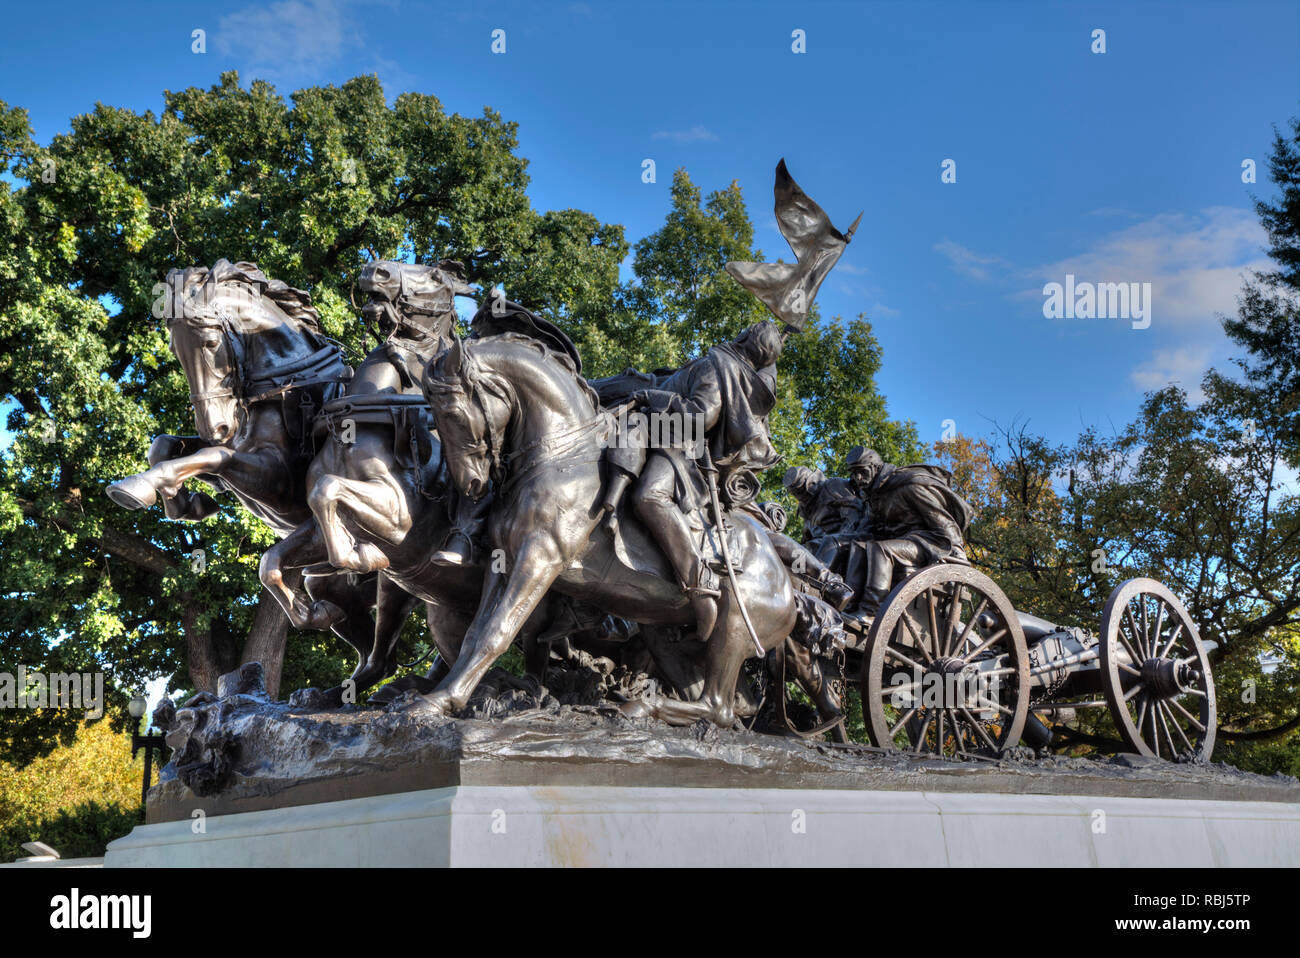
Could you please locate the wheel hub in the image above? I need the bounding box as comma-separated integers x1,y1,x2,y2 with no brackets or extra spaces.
1141,656,1197,699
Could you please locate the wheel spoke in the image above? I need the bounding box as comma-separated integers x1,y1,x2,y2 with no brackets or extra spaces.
948,711,968,755
885,646,926,673
1157,623,1184,661
952,596,987,659
1123,681,1145,702
888,707,918,739
1167,695,1206,733
912,710,934,752
1156,701,1177,758
881,680,921,700
1124,605,1149,658
899,614,934,665
974,696,1014,717
960,707,999,751
927,590,942,656
965,626,1009,661
944,584,964,656
1114,629,1143,668
1162,701,1194,752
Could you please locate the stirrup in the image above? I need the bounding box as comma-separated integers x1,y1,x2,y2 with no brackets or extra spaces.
430,530,476,567
684,566,721,598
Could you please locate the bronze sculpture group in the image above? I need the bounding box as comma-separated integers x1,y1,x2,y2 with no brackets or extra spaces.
108,162,1219,761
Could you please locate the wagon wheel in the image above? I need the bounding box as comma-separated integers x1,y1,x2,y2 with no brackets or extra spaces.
1100,578,1216,760
861,564,1029,757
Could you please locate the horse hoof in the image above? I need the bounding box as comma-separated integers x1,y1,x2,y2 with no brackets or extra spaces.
305,600,345,630
106,476,158,511
429,549,467,567
343,543,389,572
415,690,454,716
367,675,438,706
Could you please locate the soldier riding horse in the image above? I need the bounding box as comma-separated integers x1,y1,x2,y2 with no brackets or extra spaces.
421,312,801,727
105,261,415,694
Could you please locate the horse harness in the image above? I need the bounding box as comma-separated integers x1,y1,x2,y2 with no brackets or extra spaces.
186,313,352,460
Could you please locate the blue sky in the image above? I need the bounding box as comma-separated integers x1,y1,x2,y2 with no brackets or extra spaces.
2,0,1298,450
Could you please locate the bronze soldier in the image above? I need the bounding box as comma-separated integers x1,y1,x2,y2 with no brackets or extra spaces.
627,321,785,629
845,448,972,621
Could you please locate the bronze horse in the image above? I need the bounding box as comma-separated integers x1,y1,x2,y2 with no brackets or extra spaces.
257,263,562,707
106,260,415,694
421,331,800,727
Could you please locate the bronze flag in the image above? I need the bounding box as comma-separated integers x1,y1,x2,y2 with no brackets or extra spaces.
725,159,861,332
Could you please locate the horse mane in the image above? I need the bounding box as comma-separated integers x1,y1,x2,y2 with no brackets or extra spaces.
163,259,324,333
471,332,601,415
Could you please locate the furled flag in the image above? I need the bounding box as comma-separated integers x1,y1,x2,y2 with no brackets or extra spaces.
725,159,861,332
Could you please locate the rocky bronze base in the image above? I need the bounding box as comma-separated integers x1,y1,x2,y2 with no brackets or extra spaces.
145,663,1300,824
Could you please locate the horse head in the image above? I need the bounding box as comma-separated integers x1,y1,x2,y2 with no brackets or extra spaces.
162,259,332,444
422,335,511,501
355,260,472,393
359,259,471,344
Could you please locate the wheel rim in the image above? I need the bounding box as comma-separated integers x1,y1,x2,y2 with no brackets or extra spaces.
1100,578,1216,760
861,565,1029,757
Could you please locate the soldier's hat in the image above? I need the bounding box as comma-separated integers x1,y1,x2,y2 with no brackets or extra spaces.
845,446,883,471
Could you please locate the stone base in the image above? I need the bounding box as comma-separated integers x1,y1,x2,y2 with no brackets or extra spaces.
105,784,1300,867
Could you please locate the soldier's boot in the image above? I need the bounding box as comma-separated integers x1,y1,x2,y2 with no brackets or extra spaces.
819,571,854,612
786,543,853,611
431,528,477,567
850,586,886,626
684,563,721,643
432,484,490,566
599,471,634,535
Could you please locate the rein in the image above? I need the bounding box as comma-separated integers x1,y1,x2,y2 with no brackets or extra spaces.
497,414,609,500
186,319,349,407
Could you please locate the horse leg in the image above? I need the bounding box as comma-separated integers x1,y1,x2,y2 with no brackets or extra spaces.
309,474,406,573
784,639,847,739
260,519,346,630
108,443,236,511
317,571,418,699
145,436,221,519
423,533,567,713
369,599,473,704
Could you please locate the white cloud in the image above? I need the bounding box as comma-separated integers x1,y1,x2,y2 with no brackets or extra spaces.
651,125,720,144
1032,207,1268,330
216,0,355,82
1129,345,1214,399
934,240,1013,282
835,262,871,276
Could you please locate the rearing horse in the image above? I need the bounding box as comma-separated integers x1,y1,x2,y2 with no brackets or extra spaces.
105,260,412,691
422,331,798,727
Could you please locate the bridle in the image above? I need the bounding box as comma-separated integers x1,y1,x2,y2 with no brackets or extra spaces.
425,357,511,488
426,339,607,498
172,308,347,409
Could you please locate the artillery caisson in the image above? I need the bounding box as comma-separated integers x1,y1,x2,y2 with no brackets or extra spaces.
856,566,1217,761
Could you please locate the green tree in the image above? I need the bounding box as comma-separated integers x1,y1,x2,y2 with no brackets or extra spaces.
0,73,623,762
1223,114,1300,462
599,168,922,491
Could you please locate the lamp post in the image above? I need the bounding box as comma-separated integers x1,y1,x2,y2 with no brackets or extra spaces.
128,695,168,809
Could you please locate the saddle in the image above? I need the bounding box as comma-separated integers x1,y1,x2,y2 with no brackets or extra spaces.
599,492,748,584
316,393,436,471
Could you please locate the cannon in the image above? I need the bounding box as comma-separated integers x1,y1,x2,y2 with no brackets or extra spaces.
854,565,1217,760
